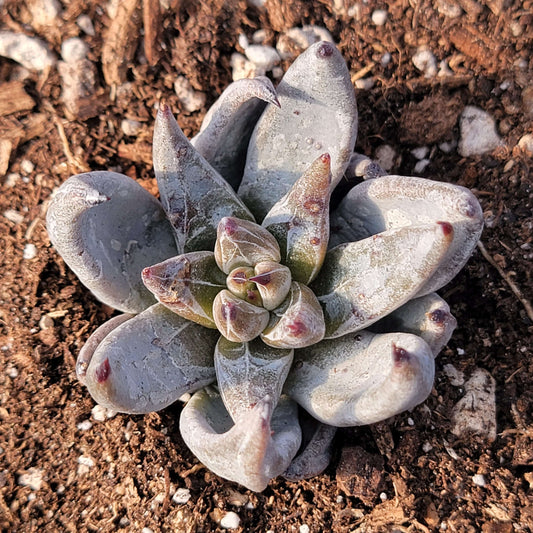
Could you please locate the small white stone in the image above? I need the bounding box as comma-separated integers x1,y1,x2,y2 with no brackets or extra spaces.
61,37,89,63
379,492,388,501
510,21,523,37
141,528,154,533
457,347,465,355
238,33,249,50
91,404,116,421
78,455,95,468
220,511,241,530
18,468,44,490
6,366,18,378
121,119,142,137
174,76,206,113
407,417,415,426
438,60,453,77
231,52,265,80
77,14,95,36
518,133,533,155
458,106,504,157
436,0,463,18
412,47,438,77
414,158,430,173
30,0,62,27
374,144,397,172
0,31,56,71
5,173,20,187
252,29,267,44
23,243,37,260
439,140,456,153
499,80,511,91
3,209,24,224
371,9,388,26
272,66,284,79
472,474,486,487
411,146,429,160
299,525,310,533
381,52,392,66
20,159,35,174
422,441,433,453
276,26,334,60
354,77,375,90
244,44,280,70
77,420,93,431
336,495,344,503
172,487,191,504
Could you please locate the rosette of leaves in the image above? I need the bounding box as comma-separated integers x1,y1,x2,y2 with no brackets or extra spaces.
46,42,483,492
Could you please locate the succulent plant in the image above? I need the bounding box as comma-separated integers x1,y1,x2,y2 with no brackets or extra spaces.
46,41,483,492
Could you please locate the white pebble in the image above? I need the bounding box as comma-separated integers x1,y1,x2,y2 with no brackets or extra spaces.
336,495,344,503
77,420,93,431
439,140,456,153
411,146,429,160
472,474,486,487
20,159,35,174
5,173,20,187
231,52,265,81
61,37,89,63
422,441,433,453
407,417,415,426
78,455,95,468
174,76,206,113
121,119,142,137
220,511,241,530
276,26,334,60
252,29,267,44
458,106,503,157
354,77,375,90
6,366,18,378
91,404,116,421
3,209,24,224
438,60,453,77
30,0,62,27
77,14,95,36
141,528,154,533
381,52,392,66
379,492,388,501
0,31,56,71
172,487,191,505
412,47,438,77
436,0,463,18
238,33,249,50
414,158,430,173
244,44,280,70
300,525,310,533
374,144,397,172
371,9,388,26
517,133,533,155
18,468,43,490
23,243,37,260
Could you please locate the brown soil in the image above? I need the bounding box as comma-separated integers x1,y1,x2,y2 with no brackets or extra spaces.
1,1,532,532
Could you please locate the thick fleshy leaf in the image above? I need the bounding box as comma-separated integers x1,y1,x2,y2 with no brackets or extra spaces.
214,216,281,274
191,76,280,189
215,337,293,422
312,223,454,338
261,282,325,349
262,153,331,284
82,304,218,414
250,261,292,310
285,331,435,427
212,290,270,342
180,389,302,492
46,171,178,313
283,412,336,482
153,104,254,253
238,41,358,220
370,292,457,357
329,175,483,294
142,251,226,328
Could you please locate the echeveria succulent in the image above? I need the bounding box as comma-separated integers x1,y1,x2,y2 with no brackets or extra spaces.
46,42,483,492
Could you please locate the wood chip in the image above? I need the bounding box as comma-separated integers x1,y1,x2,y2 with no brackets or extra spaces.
0,139,13,176
0,81,35,117
143,0,161,66
102,0,142,86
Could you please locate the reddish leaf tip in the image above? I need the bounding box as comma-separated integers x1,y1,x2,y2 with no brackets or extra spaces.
316,42,334,58
95,358,111,383
437,221,453,237
393,344,410,366
250,272,271,286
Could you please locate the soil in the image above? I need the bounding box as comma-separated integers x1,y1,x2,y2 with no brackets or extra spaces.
0,1,532,532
